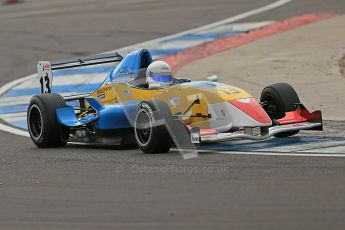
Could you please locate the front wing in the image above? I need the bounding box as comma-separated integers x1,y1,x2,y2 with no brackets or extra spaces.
190,103,322,144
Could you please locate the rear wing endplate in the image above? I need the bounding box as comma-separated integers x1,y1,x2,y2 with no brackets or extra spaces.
37,52,123,94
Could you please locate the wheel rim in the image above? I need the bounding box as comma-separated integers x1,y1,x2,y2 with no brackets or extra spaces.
28,105,43,140
135,109,153,147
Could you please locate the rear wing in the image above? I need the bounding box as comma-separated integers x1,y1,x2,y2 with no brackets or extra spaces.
37,52,123,94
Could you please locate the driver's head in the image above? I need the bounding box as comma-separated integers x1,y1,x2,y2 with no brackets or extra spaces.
146,61,172,86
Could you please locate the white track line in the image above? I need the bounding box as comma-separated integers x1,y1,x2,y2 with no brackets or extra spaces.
0,123,29,137
0,74,37,96
0,0,293,138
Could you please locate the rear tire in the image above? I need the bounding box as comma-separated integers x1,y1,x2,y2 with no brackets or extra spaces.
134,101,172,153
260,83,300,138
27,93,70,147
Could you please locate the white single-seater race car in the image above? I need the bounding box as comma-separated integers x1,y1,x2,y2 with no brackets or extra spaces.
27,49,323,153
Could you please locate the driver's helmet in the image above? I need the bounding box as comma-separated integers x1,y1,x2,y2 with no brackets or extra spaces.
146,61,173,86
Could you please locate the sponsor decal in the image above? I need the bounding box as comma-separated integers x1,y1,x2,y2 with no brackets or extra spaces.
124,90,132,96
96,85,112,95
141,102,155,122
218,86,240,94
191,132,200,144
169,97,180,107
43,64,51,71
98,93,105,99
220,109,226,117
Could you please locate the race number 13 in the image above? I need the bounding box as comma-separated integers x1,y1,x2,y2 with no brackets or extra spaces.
39,74,51,93
37,61,52,94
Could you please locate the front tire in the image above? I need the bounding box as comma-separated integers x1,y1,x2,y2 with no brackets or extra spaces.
27,93,70,147
260,83,300,138
134,101,172,153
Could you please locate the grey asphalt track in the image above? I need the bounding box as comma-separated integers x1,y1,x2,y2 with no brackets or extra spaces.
1,0,345,229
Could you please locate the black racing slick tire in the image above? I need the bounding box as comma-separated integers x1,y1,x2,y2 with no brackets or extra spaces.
27,93,70,147
260,83,300,138
134,101,173,153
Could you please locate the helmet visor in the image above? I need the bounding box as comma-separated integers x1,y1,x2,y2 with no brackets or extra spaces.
149,72,172,83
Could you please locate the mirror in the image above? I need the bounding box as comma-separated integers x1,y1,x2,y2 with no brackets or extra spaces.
207,75,218,82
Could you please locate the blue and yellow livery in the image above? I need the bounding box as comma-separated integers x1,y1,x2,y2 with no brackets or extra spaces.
27,49,323,153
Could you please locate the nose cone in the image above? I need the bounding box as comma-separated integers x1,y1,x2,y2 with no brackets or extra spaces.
228,98,272,124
